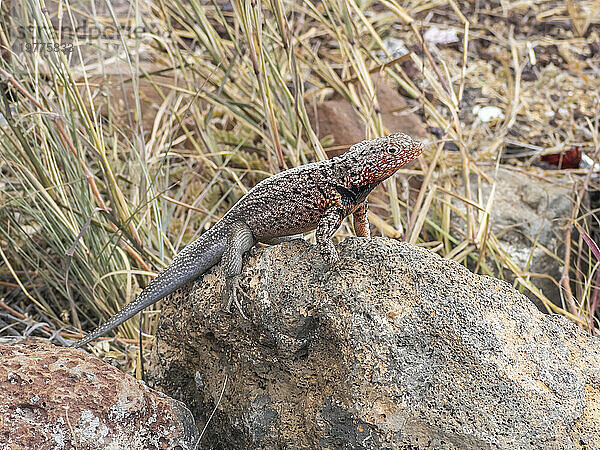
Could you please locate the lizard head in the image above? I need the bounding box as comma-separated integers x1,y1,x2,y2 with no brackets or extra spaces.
342,132,424,185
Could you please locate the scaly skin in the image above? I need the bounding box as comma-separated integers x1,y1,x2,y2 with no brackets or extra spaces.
72,133,424,348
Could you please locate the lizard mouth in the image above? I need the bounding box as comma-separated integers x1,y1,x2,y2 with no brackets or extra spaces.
412,140,425,157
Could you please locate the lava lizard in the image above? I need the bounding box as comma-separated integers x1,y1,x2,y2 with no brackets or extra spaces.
72,133,424,348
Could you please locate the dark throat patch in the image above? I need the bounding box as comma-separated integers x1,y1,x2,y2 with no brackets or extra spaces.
334,182,380,207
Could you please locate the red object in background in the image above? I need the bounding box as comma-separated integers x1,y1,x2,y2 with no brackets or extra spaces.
541,146,582,169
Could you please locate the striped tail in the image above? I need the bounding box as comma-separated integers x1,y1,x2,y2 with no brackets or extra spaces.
72,229,227,348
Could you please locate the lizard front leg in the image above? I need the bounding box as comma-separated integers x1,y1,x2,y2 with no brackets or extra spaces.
352,201,370,238
316,207,344,265
221,221,255,317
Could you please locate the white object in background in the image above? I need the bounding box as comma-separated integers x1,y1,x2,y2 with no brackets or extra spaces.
424,26,459,45
581,153,600,172
473,105,504,123
378,37,409,61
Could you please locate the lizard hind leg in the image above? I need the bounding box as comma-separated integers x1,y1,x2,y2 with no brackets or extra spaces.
221,221,255,318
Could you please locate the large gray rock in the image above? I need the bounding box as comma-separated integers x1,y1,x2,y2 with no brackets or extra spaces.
0,338,199,449
150,238,600,449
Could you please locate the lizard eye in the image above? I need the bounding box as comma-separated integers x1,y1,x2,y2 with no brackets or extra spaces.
387,144,399,154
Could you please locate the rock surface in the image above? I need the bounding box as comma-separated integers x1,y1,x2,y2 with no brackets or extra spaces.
149,238,600,449
0,338,199,449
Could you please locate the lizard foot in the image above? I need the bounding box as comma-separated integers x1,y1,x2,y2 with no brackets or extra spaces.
223,275,249,320
319,245,340,267
324,253,340,267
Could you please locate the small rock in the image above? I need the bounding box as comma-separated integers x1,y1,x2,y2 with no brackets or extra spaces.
0,338,199,449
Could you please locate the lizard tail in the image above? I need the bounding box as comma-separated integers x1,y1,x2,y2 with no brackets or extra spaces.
72,228,227,348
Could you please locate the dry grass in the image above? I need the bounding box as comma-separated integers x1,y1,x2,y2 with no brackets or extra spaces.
0,0,599,367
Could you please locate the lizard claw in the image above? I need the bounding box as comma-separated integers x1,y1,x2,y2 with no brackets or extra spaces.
324,252,340,267
321,248,340,267
318,240,340,267
223,275,249,320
